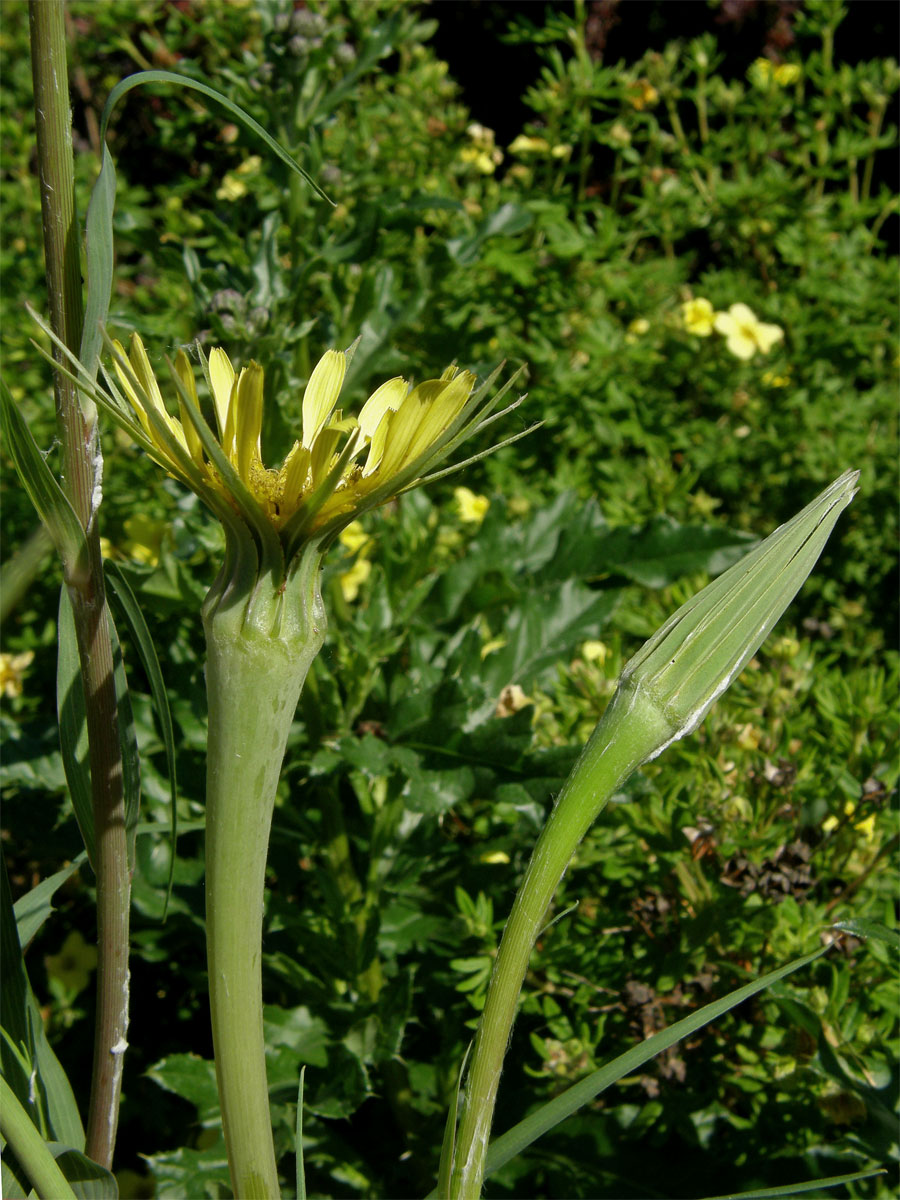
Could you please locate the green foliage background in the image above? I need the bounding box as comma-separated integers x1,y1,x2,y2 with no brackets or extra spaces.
1,1,897,1197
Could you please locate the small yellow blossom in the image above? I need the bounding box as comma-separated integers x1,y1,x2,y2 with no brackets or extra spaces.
339,557,371,603
217,174,248,202
626,317,651,338
480,850,511,864
338,521,372,556
460,146,500,174
509,134,550,156
714,303,784,360
0,650,35,698
122,514,166,565
747,58,775,88
455,486,490,525
681,297,716,337
45,930,98,995
775,63,801,86
627,79,659,110
854,813,876,841
581,640,608,666
607,122,632,148
495,683,531,717
550,143,572,159
762,367,791,388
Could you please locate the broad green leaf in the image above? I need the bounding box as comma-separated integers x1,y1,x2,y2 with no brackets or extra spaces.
146,1054,220,1126
105,561,178,913
0,379,88,582
46,1145,117,1200
13,854,88,948
483,945,830,1180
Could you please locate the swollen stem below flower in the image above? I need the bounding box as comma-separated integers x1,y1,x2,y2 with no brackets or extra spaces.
204,549,325,1200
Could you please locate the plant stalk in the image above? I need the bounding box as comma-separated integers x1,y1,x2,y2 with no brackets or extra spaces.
448,687,671,1199
29,0,130,1168
204,548,326,1200
0,1078,78,1200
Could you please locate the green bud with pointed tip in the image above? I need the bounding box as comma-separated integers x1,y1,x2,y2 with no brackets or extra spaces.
614,468,859,765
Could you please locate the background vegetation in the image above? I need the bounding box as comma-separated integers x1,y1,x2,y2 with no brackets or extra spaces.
2,1,897,1197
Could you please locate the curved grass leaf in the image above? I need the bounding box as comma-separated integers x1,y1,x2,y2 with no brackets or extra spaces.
700,1168,886,1200
483,944,830,1181
105,560,177,913
80,69,333,389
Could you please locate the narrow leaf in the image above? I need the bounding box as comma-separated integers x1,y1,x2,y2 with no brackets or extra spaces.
296,1066,307,1200
57,587,94,866
484,945,830,1179
437,1043,472,1200
99,70,332,203
832,918,900,949
105,561,178,914
0,380,88,582
701,1168,886,1200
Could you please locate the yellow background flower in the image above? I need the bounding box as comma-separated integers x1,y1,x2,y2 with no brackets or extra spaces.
714,303,784,360
45,930,98,995
681,297,716,337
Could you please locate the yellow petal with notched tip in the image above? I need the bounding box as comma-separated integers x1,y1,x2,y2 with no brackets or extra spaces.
234,362,264,483
396,369,480,472
357,377,408,439
208,348,236,443
302,350,346,450
174,350,205,467
375,380,448,481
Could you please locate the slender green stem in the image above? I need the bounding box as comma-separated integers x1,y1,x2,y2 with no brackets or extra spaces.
204,547,325,1200
0,1078,78,1200
29,0,129,1168
448,687,670,1200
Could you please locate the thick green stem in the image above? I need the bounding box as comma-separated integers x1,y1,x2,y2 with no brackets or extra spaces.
29,0,129,1168
204,548,325,1200
448,685,672,1200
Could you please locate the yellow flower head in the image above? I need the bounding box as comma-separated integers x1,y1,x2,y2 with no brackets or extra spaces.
454,486,490,525
0,650,35,698
45,930,98,995
775,63,801,86
339,557,372,603
714,303,784,360
509,134,551,156
102,333,529,562
681,297,716,337
747,58,775,89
